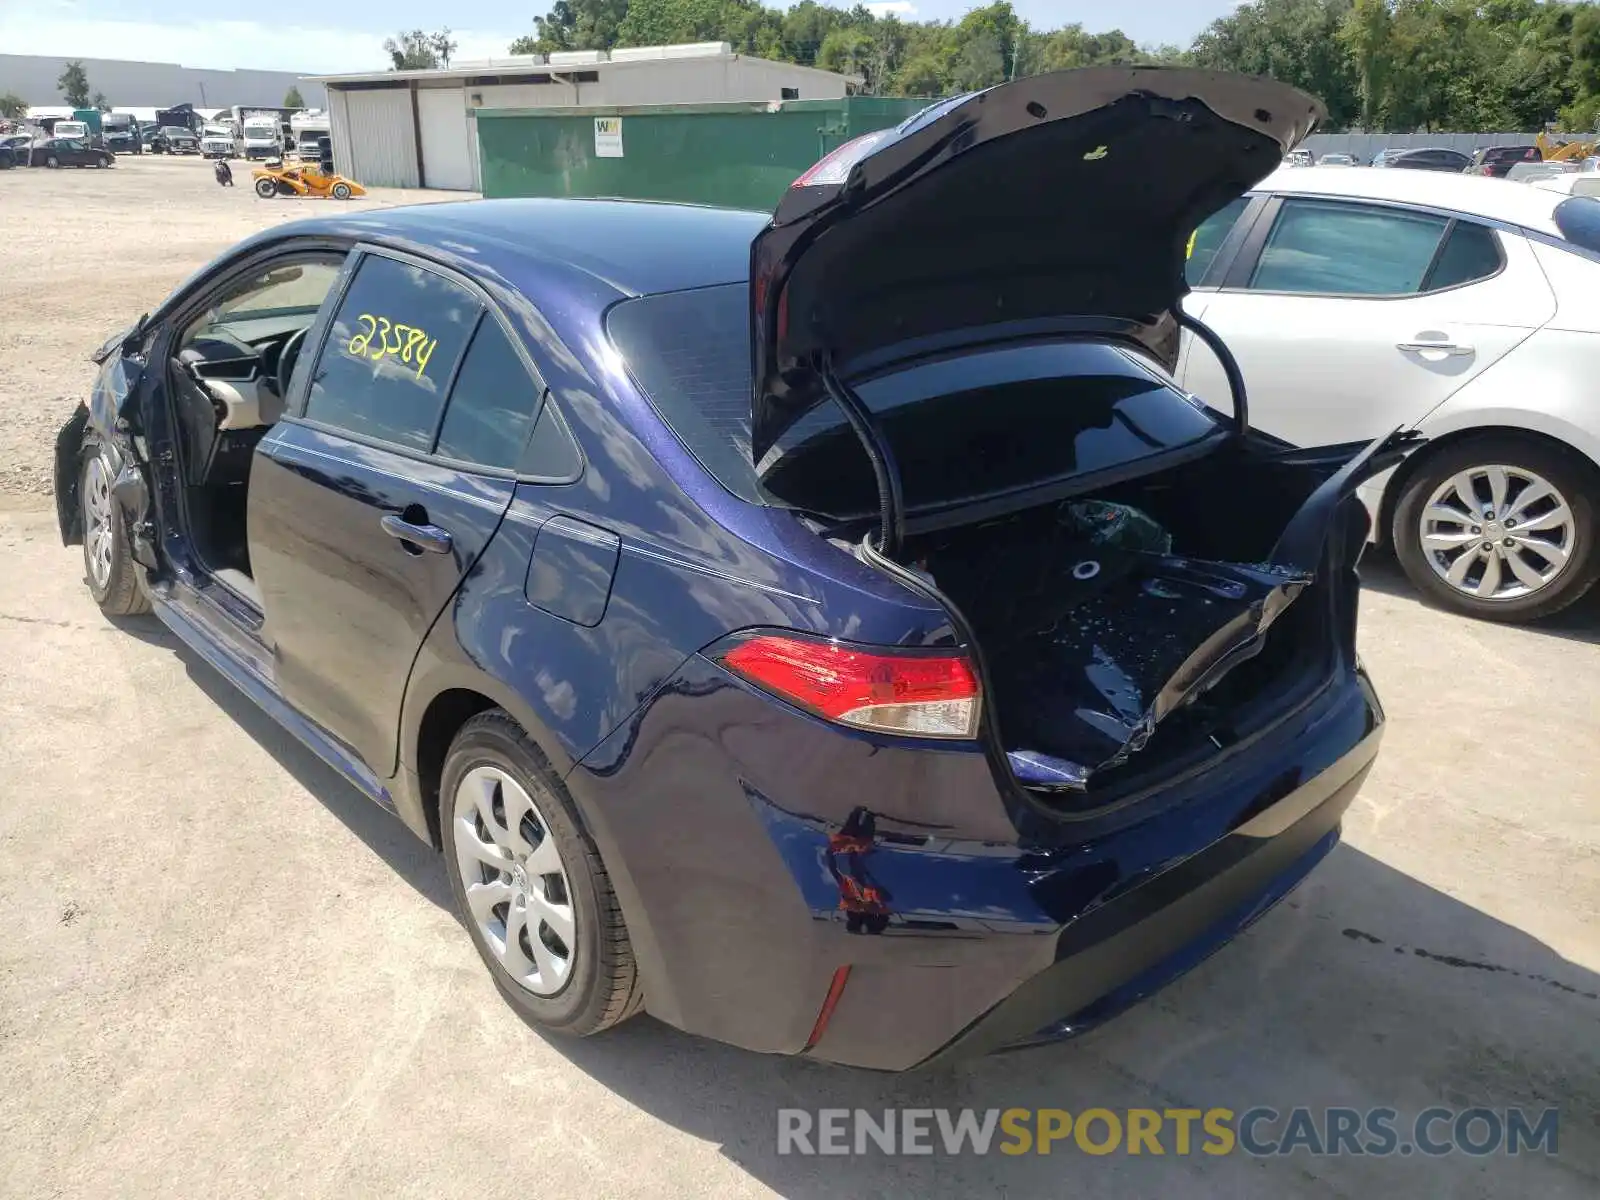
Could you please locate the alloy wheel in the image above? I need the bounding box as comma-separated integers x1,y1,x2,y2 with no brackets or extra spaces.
83,454,114,589
1418,464,1574,601
450,765,576,996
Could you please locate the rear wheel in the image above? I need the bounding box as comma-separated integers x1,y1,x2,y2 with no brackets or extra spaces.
45,154,59,168
1392,436,1599,622
254,177,276,199
440,711,642,1035
331,181,352,200
80,443,150,617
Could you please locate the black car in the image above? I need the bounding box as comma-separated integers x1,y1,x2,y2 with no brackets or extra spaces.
35,138,115,169
1467,144,1543,177
1385,147,1473,173
152,126,199,155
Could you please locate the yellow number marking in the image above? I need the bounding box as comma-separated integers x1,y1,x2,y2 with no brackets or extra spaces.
414,337,436,380
347,313,376,355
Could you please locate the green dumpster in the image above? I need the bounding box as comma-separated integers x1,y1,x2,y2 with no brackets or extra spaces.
474,97,932,210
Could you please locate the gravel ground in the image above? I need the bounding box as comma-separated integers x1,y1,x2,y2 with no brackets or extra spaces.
0,153,449,501
0,157,1597,1199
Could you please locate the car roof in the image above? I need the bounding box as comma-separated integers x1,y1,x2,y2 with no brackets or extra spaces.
1259,166,1567,236
275,198,770,299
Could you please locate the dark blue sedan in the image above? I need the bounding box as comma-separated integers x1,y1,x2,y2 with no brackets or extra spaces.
53,69,1401,1069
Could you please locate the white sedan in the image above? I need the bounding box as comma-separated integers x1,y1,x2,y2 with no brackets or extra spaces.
1182,166,1600,622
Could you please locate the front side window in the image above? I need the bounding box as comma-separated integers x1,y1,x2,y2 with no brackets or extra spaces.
304,254,480,451
1250,201,1449,296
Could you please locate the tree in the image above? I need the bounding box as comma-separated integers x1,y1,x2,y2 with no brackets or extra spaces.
430,28,459,68
0,92,29,120
284,85,304,108
58,60,90,108
511,0,630,54
91,91,110,112
385,30,440,70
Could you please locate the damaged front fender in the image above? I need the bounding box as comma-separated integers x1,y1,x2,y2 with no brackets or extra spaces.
53,338,151,549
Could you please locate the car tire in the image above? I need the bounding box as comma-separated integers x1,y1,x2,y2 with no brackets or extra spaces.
1392,435,1599,622
45,155,59,168
80,440,151,618
440,710,643,1036
254,177,276,199
331,182,352,200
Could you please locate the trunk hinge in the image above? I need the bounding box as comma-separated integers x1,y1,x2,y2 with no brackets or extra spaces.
818,356,906,558
1176,309,1249,436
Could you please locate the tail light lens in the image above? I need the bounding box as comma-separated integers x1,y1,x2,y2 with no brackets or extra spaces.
715,632,981,739
792,130,893,188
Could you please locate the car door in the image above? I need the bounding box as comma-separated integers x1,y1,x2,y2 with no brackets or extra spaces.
1181,195,1556,449
247,248,544,778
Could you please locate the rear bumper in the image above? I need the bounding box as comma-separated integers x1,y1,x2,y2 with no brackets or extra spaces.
570,654,1384,1071
917,738,1371,1066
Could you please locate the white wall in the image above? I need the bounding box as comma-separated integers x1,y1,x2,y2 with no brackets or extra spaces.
417,86,474,191
0,54,323,109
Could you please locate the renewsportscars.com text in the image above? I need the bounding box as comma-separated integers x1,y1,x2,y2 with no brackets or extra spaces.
776,1106,1560,1157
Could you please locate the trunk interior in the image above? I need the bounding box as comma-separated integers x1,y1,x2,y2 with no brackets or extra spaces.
901,440,1366,809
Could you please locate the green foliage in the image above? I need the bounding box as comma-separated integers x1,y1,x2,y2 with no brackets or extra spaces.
91,92,110,112
284,86,305,108
57,61,89,108
0,92,28,120
385,30,441,70
504,0,1600,129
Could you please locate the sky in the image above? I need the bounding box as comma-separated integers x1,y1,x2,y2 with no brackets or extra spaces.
0,1,1238,76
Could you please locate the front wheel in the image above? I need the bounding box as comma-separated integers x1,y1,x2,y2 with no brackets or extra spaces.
45,155,59,168
1392,436,1599,622
331,181,352,200
441,711,642,1036
254,177,277,198
80,444,150,617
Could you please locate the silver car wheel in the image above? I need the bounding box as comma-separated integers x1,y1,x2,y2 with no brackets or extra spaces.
83,454,115,589
1419,464,1574,601
451,765,576,996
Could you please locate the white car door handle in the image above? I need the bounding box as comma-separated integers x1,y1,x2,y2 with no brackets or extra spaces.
1397,339,1473,356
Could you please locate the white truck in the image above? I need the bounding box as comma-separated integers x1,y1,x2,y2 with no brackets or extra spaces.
236,112,282,161
200,123,236,159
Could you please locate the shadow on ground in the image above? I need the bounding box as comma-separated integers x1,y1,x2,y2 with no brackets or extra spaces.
1359,544,1600,645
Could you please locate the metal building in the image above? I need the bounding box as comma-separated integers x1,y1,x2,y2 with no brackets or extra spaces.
307,43,853,192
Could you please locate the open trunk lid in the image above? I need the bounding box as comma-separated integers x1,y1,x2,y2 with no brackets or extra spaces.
749,67,1323,460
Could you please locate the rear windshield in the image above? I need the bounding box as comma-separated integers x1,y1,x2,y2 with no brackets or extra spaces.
606,283,1222,516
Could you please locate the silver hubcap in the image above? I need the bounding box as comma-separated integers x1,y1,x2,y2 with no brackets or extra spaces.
83,455,114,589
1419,464,1575,601
451,766,575,996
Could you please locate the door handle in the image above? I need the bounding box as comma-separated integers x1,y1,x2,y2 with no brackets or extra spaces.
1396,339,1473,356
380,513,453,555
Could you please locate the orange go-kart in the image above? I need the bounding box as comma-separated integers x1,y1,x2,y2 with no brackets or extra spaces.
252,160,367,200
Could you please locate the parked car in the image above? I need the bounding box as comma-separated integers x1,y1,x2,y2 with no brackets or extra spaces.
1284,148,1314,168
1317,152,1356,166
1530,172,1600,198
0,132,33,168
1383,147,1474,173
53,69,1400,1070
152,126,199,154
1368,148,1405,167
1507,160,1577,183
1183,165,1600,621
1467,144,1543,177
34,138,115,169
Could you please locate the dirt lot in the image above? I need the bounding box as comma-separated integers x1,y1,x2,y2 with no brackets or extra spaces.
1,154,1597,1199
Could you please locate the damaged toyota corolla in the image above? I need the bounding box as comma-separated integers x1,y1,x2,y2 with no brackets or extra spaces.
53,68,1409,1069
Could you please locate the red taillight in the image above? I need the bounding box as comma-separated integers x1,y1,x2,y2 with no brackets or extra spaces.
716,633,981,739
792,129,893,188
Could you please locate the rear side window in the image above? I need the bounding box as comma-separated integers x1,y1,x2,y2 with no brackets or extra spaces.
1250,201,1448,295
1186,197,1250,286
1425,223,1502,290
607,283,1221,515
305,255,479,450
433,318,541,469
